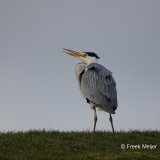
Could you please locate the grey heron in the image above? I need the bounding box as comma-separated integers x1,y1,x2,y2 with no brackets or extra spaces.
62,48,118,145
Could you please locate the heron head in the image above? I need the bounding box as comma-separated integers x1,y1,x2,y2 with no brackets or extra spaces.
62,48,100,64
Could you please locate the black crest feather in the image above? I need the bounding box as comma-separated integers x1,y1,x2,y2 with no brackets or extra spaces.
84,52,100,59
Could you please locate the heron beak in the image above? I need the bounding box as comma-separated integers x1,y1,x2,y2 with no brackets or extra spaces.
62,48,87,58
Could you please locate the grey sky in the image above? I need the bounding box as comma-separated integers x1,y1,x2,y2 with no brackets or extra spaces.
0,0,160,131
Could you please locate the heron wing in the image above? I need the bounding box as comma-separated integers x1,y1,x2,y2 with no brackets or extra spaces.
80,63,117,113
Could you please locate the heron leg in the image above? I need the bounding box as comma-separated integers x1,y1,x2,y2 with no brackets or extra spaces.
91,107,97,145
109,113,116,144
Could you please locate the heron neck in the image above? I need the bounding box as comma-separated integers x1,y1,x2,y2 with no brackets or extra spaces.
75,63,89,79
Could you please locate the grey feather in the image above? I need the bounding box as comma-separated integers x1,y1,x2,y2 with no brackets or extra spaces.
76,63,118,114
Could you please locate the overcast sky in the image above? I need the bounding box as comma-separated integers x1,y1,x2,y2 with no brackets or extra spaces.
0,0,160,132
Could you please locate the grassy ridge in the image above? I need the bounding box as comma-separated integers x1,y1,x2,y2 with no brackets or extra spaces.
0,129,160,160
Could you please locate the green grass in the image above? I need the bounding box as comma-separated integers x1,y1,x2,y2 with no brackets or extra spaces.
0,129,160,160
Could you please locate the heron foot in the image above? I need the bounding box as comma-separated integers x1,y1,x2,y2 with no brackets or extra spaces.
90,141,94,145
